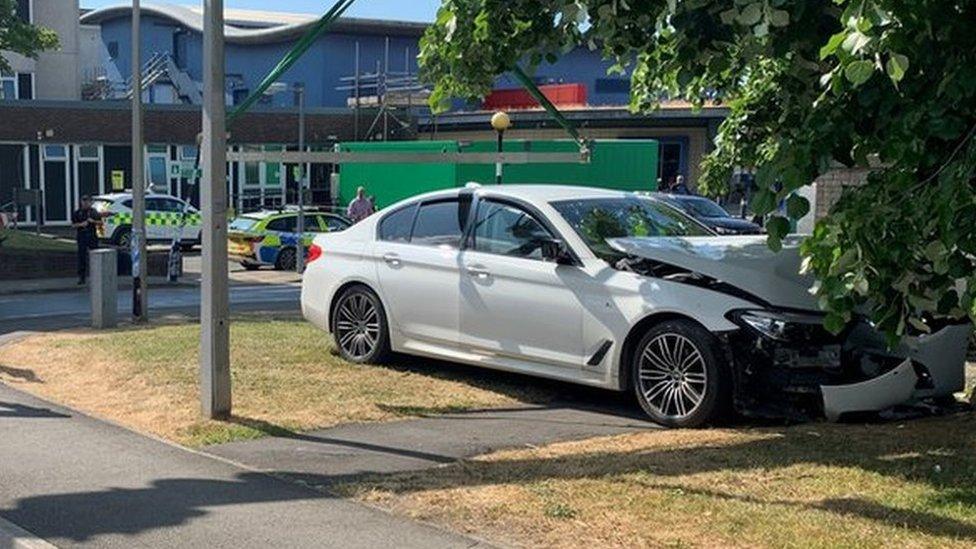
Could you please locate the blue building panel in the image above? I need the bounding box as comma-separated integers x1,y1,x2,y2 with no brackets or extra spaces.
85,5,631,111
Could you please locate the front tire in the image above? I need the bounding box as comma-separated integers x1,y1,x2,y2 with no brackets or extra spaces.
631,320,732,428
113,226,132,249
331,286,391,364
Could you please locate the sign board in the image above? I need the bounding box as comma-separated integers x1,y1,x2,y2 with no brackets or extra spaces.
111,170,125,190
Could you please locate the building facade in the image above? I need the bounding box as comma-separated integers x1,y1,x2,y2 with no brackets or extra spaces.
2,3,746,228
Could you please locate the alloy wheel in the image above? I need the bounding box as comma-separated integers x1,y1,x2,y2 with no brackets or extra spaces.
334,292,380,360
637,333,708,419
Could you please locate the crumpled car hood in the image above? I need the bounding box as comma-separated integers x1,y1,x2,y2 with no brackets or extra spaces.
607,235,818,310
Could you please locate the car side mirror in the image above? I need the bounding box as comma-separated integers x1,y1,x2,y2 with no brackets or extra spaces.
540,238,573,265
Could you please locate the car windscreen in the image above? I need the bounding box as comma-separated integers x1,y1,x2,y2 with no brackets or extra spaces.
229,217,259,232
551,197,711,261
676,197,730,218
91,199,114,213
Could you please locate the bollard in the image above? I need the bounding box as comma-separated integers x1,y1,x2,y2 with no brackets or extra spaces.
90,248,118,329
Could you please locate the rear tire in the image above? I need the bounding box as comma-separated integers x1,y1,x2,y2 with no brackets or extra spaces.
631,320,732,428
276,247,297,271
331,286,391,364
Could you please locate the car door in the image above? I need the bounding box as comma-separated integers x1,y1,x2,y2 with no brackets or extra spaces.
144,197,167,241
373,197,469,349
458,198,585,369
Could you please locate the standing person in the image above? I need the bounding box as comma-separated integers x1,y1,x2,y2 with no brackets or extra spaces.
346,186,375,223
71,195,102,285
672,174,691,195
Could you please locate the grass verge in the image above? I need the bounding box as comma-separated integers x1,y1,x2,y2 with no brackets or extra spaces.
339,414,976,548
0,229,75,253
0,315,557,446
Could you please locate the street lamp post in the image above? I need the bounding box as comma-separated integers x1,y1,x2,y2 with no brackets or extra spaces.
131,0,148,322
490,111,510,185
295,82,306,274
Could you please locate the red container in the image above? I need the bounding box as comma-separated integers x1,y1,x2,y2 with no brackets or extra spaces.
483,83,587,110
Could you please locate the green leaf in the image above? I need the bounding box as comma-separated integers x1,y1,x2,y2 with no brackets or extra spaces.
720,8,739,25
751,190,776,215
823,313,848,334
844,60,875,86
820,31,846,59
766,216,791,239
769,9,790,27
737,3,763,26
786,194,810,219
841,31,871,54
886,53,909,83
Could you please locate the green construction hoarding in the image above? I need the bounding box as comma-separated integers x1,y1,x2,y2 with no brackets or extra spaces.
337,139,659,209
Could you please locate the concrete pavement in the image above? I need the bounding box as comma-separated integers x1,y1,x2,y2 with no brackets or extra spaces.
207,404,654,488
0,383,488,548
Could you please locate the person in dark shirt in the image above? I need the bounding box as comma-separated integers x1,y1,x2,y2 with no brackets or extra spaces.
71,195,103,285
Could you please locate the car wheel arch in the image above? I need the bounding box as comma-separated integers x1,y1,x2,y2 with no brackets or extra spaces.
617,312,719,393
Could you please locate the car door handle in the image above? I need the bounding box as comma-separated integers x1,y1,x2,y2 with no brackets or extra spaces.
382,253,401,266
467,265,490,279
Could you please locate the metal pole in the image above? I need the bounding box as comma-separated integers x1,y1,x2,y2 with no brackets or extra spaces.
496,130,504,185
131,0,148,322
200,0,231,419
353,41,360,141
296,84,306,274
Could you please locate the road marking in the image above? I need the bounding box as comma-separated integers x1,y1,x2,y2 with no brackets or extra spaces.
0,515,57,549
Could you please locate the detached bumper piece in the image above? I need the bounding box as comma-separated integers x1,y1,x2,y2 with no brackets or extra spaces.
820,360,916,421
724,311,970,422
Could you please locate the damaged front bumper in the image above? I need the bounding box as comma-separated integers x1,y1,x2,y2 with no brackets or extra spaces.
722,310,971,421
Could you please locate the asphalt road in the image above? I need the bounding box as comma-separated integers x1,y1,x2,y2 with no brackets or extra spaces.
0,283,300,335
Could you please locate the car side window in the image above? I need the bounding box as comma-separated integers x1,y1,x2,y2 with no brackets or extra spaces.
324,215,350,232
306,216,327,232
145,198,163,212
470,200,554,260
411,199,465,249
378,205,415,243
266,216,297,233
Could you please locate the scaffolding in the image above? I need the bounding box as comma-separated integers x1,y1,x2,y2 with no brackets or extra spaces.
335,37,430,141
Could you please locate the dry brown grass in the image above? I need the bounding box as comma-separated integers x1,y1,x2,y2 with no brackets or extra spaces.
0,316,557,446
341,414,976,548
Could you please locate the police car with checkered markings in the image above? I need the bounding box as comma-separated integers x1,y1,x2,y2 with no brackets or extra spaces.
92,193,202,250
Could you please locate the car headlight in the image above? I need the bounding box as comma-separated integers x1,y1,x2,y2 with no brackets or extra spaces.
728,309,831,342
712,225,736,235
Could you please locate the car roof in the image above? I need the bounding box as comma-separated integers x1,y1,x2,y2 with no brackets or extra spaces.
93,193,182,201
401,184,645,206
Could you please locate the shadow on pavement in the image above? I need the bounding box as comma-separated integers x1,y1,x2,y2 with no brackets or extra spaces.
0,400,69,418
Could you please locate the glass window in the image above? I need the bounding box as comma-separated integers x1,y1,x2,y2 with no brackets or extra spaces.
43,145,66,160
378,205,415,243
243,145,261,186
229,216,259,232
180,145,199,160
470,200,553,260
147,145,167,154
323,215,350,232
551,196,710,262
266,216,297,233
16,0,30,23
264,146,283,187
78,145,99,160
412,200,465,248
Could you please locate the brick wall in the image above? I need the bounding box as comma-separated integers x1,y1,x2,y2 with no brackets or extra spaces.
812,167,871,219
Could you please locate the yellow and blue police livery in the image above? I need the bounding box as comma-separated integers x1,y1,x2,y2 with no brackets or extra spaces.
228,209,351,271
92,193,203,250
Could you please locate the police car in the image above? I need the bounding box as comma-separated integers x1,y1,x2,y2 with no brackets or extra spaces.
228,209,350,270
92,193,202,250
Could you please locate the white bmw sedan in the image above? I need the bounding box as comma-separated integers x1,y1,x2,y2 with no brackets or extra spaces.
302,185,970,427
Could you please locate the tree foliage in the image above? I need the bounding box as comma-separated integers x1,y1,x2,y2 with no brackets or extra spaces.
419,0,976,343
0,0,59,73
